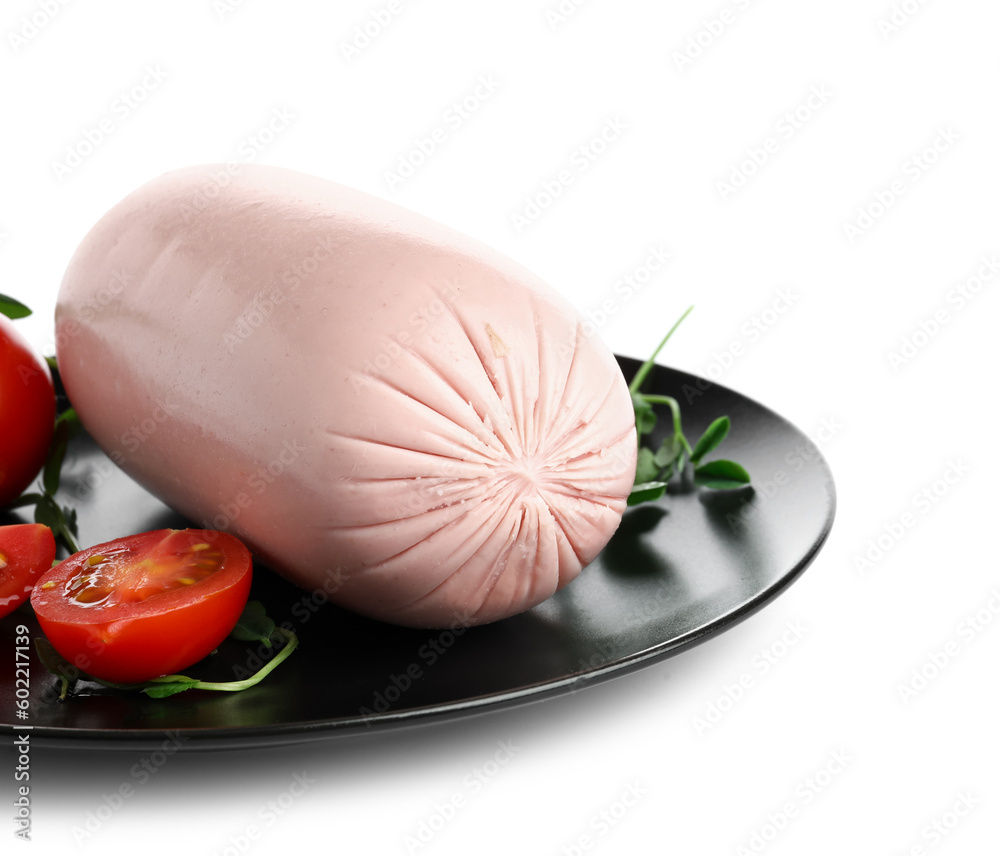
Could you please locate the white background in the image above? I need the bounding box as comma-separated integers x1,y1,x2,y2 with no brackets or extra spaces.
3,0,999,853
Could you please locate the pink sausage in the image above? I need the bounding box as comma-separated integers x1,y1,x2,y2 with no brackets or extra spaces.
56,164,636,628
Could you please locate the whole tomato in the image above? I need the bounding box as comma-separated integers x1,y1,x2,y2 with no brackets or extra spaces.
0,314,56,506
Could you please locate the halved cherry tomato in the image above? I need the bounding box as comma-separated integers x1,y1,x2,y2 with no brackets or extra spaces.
0,314,56,506
30,528,252,683
0,523,57,619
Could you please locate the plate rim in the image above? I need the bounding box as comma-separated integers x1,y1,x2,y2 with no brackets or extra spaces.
2,357,836,750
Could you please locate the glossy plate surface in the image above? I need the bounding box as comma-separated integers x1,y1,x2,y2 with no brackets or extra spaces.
0,358,835,750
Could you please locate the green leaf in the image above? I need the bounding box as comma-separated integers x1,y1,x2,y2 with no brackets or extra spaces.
631,392,657,438
34,636,76,679
634,447,661,485
654,434,683,470
690,416,731,466
63,506,79,538
34,637,81,701
4,492,45,510
43,418,73,495
33,496,59,529
142,678,201,698
627,482,668,506
0,293,32,319
230,600,276,645
693,459,751,490
55,407,82,436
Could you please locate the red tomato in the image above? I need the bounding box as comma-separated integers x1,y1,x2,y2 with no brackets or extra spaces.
0,523,57,619
30,528,252,683
0,314,56,506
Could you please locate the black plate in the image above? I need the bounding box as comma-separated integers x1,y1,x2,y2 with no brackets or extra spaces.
0,357,835,750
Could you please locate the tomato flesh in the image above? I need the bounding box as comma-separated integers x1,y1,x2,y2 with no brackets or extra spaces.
0,314,56,506
31,529,252,683
0,523,57,619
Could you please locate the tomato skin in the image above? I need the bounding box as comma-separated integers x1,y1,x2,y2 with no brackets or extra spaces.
0,523,57,619
0,314,56,506
30,528,252,683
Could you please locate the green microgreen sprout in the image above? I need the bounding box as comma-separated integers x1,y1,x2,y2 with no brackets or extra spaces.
627,306,751,506
35,600,299,700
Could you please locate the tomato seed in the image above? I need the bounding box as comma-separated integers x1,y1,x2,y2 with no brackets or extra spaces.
74,587,110,604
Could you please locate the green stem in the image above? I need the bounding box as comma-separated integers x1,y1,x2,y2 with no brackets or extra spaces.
53,506,80,554
145,628,299,694
628,305,694,395
638,394,693,455
61,531,80,554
